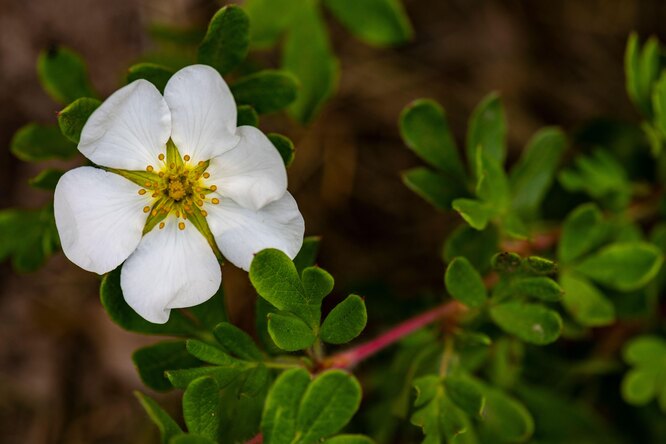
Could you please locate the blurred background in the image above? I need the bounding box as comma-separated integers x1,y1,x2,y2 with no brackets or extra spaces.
2,0,666,442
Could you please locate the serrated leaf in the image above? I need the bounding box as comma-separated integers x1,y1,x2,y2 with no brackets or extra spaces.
402,167,464,211
127,63,174,93
57,97,101,143
29,169,64,190
452,198,493,230
509,277,563,302
296,370,362,443
183,377,220,440
237,105,259,127
37,46,95,104
11,123,77,162
323,0,412,46
443,224,499,274
267,311,316,351
467,93,506,171
320,294,367,344
490,302,562,345
100,268,198,336
268,133,295,167
231,70,298,114
213,322,264,361
399,99,466,181
283,1,338,123
574,242,663,291
560,273,614,327
558,203,608,263
509,127,566,218
444,376,485,418
445,257,487,308
135,391,183,444
198,5,250,75
132,341,202,391
262,368,311,444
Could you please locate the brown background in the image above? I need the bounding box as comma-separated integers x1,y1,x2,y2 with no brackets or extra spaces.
1,0,663,442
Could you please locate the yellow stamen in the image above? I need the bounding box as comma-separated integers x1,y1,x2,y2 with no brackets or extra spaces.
151,210,158,216
159,222,165,229
210,185,217,191
183,154,191,161
144,181,151,187
158,153,165,161
198,161,205,167
169,162,175,170
203,172,210,179
211,198,220,205
201,210,208,217
138,189,146,195
197,199,204,206
178,222,185,230
146,165,154,172
143,206,150,213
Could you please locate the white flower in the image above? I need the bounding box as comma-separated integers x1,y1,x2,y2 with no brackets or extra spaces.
54,64,305,323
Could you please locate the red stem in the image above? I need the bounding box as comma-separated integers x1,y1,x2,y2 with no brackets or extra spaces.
323,300,464,369
245,433,263,444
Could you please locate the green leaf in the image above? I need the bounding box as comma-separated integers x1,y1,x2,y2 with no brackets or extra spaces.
624,34,660,116
132,341,202,391
166,365,248,390
183,377,220,440
231,70,299,114
296,370,362,442
57,97,101,143
135,391,183,444
625,33,642,113
399,99,466,181
622,368,658,405
523,256,558,275
293,236,321,274
268,133,295,167
475,148,510,210
213,322,264,361
11,124,77,161
560,272,614,327
198,5,250,75
37,46,95,104
444,376,485,418
127,63,174,93
29,169,64,190
444,257,487,308
411,375,469,443
188,286,228,330
324,435,374,444
323,0,412,46
302,266,334,306
508,277,563,302
473,381,534,443
320,294,368,344
558,203,608,263
0,206,59,272
574,242,663,291
452,198,493,230
443,224,499,274
100,268,198,336
509,128,566,218
653,73,666,142
261,368,311,444
267,311,316,351
283,1,338,123
243,0,299,48
401,167,463,211
186,340,236,366
623,335,666,366
490,302,562,345
467,92,506,171
169,435,217,444
237,105,259,127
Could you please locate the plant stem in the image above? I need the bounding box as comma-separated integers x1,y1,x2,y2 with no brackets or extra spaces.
323,301,465,370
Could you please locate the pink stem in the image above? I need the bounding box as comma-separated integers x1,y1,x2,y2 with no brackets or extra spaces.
324,300,464,369
245,433,263,444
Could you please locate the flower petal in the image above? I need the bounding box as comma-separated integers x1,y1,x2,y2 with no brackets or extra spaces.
206,126,288,211
164,64,239,163
54,167,150,274
78,80,171,170
120,217,221,324
205,192,304,271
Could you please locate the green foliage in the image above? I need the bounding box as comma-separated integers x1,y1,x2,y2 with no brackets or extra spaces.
560,272,615,327
268,312,317,351
237,105,259,127
625,33,660,117
230,70,298,114
213,322,264,361
467,93,507,169
445,257,487,308
127,63,174,92
282,1,338,124
182,377,221,440
621,336,666,411
37,46,95,104
11,123,77,162
198,5,249,75
57,97,101,143
0,206,59,272
267,133,295,167
320,295,368,344
323,0,412,47
443,225,499,274
29,169,64,190
135,391,183,444
490,302,562,345
132,341,202,391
